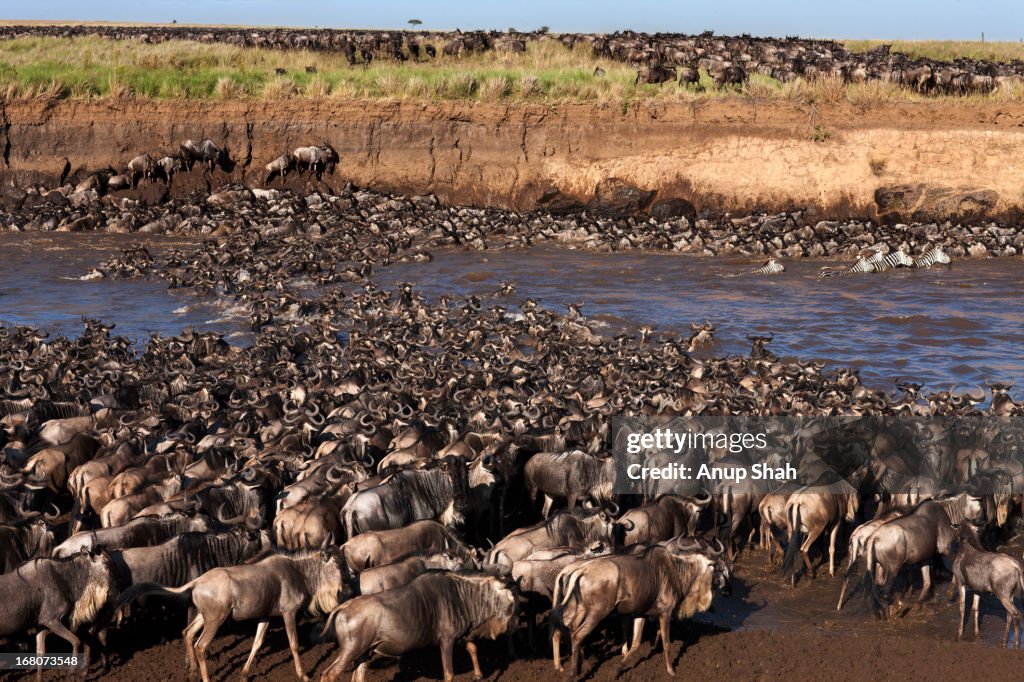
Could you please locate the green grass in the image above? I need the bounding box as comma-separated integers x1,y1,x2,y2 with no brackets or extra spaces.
843,39,1024,63
3,35,1024,103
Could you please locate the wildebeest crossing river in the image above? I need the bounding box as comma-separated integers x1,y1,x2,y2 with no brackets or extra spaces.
3,235,1018,394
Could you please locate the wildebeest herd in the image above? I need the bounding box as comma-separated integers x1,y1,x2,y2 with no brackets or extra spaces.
2,25,1024,94
2,191,1024,682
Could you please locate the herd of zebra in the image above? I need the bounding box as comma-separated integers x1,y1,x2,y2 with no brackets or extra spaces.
752,245,952,276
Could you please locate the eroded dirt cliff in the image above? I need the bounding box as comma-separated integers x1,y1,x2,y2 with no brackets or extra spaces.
3,97,1024,221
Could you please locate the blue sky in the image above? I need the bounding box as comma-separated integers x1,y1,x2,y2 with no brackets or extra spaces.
12,1,1024,41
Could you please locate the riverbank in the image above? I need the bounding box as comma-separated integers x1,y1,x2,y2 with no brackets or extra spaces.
4,98,1024,221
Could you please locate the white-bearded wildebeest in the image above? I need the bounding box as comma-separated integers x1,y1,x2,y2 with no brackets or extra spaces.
485,508,615,575
863,494,984,617
340,519,476,574
0,549,117,679
118,544,351,682
179,139,228,174
0,515,57,573
127,154,157,189
357,552,474,595
635,65,677,85
550,543,728,676
264,153,295,184
340,456,469,537
320,572,518,682
611,494,709,547
53,512,212,557
782,480,860,586
524,450,616,517
836,506,908,610
292,144,339,180
952,521,1024,646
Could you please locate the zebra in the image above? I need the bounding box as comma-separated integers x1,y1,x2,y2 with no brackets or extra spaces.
752,257,785,275
817,247,913,278
818,256,875,278
913,246,951,268
868,247,914,271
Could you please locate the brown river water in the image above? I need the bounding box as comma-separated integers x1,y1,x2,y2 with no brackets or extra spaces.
1,235,1022,395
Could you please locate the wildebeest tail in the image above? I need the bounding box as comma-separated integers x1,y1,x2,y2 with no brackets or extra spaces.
781,503,801,577
115,580,196,612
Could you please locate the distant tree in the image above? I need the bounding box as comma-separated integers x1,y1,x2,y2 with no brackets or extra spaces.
172,19,177,24
538,26,549,34
408,19,423,28
508,27,517,34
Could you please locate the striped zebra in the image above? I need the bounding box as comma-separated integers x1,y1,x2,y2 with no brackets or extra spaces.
867,247,914,271
752,257,785,275
818,256,874,278
913,246,951,268
818,247,913,278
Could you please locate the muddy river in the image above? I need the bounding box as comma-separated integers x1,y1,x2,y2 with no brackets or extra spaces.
2,236,1022,394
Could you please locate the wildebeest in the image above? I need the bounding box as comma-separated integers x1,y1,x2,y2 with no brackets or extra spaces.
111,527,270,589
127,154,157,189
118,545,350,682
612,494,708,547
714,64,748,88
341,456,469,537
524,450,616,516
273,493,346,551
864,494,984,615
357,552,472,595
21,432,101,494
179,139,228,173
485,509,614,574
0,549,117,671
320,571,517,682
54,512,212,557
340,519,476,574
952,521,1024,646
0,515,57,573
836,506,907,610
264,153,295,184
678,66,703,90
635,64,677,85
782,480,859,585
550,543,727,676
292,144,339,180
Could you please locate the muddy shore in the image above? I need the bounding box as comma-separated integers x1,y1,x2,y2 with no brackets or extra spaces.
4,99,1024,222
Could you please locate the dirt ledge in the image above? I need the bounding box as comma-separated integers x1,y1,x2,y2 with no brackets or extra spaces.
3,98,1024,221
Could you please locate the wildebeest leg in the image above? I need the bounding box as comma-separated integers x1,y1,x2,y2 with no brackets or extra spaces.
917,564,932,605
570,615,603,677
41,620,80,682
658,614,675,676
828,522,841,576
957,585,967,640
541,495,554,518
182,613,204,673
973,593,982,640
353,661,369,682
282,611,310,681
465,640,483,679
620,617,644,660
439,637,455,682
35,630,47,682
194,611,226,682
241,620,269,677
552,628,564,671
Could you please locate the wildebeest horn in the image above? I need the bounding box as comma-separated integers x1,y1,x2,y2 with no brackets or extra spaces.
325,465,344,484
215,503,244,526
605,501,619,516
710,537,726,556
43,503,61,523
241,467,257,482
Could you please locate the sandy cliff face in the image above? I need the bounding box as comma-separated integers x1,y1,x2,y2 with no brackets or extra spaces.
2,97,1024,221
